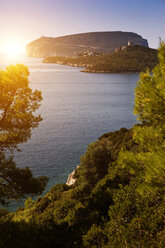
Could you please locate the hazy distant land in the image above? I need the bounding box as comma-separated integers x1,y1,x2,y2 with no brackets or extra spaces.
26,31,158,73
26,31,148,57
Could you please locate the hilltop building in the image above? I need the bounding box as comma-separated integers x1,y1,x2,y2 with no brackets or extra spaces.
115,40,138,53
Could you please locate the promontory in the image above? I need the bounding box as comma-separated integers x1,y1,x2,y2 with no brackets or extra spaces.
26,31,148,57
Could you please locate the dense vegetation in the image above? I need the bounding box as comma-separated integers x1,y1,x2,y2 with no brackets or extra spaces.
43,45,158,73
0,43,165,248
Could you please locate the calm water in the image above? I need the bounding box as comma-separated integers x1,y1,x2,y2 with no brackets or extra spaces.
0,55,138,209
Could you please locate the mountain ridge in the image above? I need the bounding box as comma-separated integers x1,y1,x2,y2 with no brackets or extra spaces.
26,31,148,57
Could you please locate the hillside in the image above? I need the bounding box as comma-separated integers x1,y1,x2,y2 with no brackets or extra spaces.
0,127,138,248
0,43,165,248
43,45,158,73
26,31,148,57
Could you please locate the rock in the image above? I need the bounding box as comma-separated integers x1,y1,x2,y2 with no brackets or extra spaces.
26,31,148,57
66,165,79,186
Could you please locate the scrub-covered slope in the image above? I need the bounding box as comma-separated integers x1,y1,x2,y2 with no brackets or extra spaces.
44,45,158,73
1,43,165,248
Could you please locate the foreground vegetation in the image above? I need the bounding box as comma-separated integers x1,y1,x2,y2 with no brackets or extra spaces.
0,43,165,247
43,45,158,73
0,65,48,205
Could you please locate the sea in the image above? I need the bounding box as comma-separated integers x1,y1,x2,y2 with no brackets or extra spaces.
0,55,139,210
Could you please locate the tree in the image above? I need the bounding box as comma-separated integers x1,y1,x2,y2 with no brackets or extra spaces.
0,64,48,205
133,41,165,185
0,64,42,150
103,42,165,246
134,42,165,125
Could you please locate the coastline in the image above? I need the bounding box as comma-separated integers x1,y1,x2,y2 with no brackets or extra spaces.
43,60,143,73
42,45,158,73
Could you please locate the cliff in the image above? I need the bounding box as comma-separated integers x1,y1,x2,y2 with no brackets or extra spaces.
26,31,148,57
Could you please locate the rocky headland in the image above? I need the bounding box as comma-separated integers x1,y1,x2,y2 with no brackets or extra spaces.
26,31,148,57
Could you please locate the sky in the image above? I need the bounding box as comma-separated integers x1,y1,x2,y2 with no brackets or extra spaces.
0,0,165,52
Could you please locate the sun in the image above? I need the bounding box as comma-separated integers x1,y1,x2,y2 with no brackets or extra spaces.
3,41,24,57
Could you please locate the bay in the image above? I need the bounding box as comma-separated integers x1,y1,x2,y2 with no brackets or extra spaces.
0,55,138,209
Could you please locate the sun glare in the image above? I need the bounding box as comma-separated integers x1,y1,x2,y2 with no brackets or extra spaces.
3,41,24,57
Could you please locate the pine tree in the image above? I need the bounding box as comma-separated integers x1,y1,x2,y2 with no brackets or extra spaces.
0,65,48,205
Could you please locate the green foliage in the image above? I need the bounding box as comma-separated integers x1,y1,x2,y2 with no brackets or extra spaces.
134,42,165,125
0,64,42,150
75,140,110,191
43,45,158,73
0,65,48,205
25,198,35,209
0,43,165,247
83,224,107,248
0,151,48,205
0,128,135,247
103,42,165,247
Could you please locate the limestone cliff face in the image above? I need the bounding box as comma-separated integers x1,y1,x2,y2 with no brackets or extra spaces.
66,165,79,186
26,31,148,58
